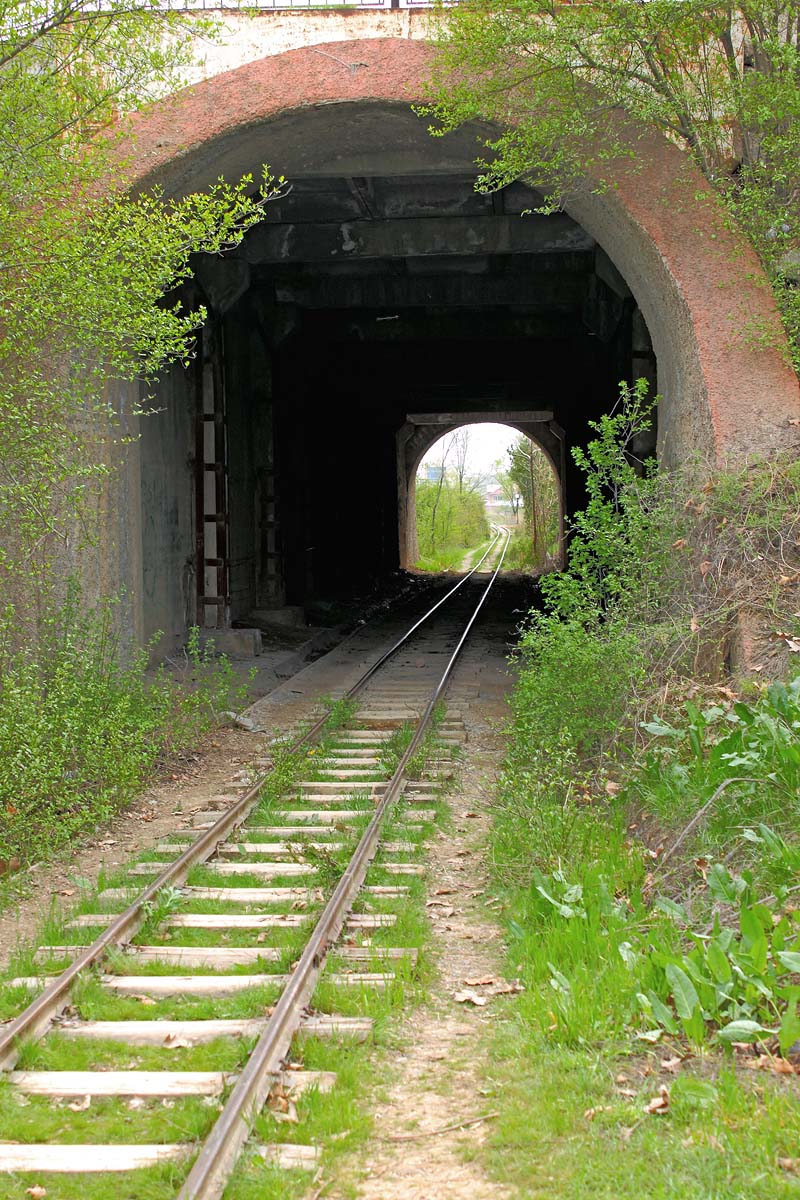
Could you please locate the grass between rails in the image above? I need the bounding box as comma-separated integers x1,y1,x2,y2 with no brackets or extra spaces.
0,708,453,1200
470,387,800,1197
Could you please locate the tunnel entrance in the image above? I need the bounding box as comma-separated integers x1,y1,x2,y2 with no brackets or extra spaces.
406,421,563,575
141,138,657,649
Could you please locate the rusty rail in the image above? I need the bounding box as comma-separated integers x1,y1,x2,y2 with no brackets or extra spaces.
0,527,505,1071
178,524,510,1199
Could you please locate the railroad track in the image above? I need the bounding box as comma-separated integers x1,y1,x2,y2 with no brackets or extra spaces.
0,526,510,1199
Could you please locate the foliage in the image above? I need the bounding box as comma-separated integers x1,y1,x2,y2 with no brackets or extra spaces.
488,382,800,1089
0,584,246,871
0,0,275,592
415,475,490,569
426,0,800,369
505,436,560,569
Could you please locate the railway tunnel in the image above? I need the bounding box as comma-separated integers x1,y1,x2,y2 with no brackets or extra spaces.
124,39,799,654
138,104,657,648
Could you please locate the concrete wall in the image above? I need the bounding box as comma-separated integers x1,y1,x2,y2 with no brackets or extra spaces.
123,37,800,472
181,10,429,87
139,361,196,653
107,35,800,650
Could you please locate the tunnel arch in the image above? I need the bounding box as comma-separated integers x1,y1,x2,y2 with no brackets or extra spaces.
126,36,800,464
117,36,800,650
398,414,565,570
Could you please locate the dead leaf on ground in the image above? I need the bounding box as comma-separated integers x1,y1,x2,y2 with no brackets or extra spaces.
25,1188,47,1199
454,989,488,1007
490,979,525,996
745,1055,798,1075
605,781,621,796
779,1158,799,1173
660,1056,683,1074
131,994,157,1006
162,1033,192,1049
67,1094,91,1113
463,975,495,987
644,1085,670,1114
462,812,479,819
433,887,456,896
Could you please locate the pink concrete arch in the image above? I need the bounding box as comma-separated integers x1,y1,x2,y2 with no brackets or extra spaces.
124,37,800,465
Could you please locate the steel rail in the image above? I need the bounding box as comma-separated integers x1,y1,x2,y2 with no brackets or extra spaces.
178,525,511,1200
0,528,505,1070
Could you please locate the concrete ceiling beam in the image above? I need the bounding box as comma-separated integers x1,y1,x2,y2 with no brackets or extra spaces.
269,274,588,310
241,213,594,265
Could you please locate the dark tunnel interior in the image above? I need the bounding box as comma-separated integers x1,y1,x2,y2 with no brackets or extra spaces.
140,164,657,650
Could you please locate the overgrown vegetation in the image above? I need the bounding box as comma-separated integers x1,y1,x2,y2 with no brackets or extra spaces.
426,0,800,371
498,437,561,571
0,0,278,869
415,476,490,571
0,593,249,874
481,381,800,1193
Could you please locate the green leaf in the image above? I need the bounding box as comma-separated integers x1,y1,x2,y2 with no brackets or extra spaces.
647,990,679,1036
683,1005,707,1046
706,940,733,984
778,1005,800,1057
655,896,689,923
666,963,700,1021
716,1019,773,1044
776,951,800,972
670,1076,718,1107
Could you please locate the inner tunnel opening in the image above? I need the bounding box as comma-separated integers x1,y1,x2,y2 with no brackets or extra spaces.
139,106,659,652
410,423,563,576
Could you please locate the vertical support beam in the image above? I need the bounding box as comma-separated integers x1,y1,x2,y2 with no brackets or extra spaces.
194,320,231,630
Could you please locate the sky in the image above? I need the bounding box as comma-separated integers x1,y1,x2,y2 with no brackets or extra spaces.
417,423,520,479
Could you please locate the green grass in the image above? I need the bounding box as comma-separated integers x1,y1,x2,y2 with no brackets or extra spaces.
477,1035,800,1199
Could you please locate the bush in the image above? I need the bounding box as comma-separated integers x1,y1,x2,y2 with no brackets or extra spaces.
0,587,243,871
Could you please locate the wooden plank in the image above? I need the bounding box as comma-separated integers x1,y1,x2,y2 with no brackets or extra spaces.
168,914,307,929
256,1143,320,1169
156,841,347,856
215,843,347,857
337,947,418,963
100,886,314,903
210,863,319,877
57,1015,372,1045
267,809,364,822
0,1144,188,1172
57,1018,268,1045
4,972,395,997
67,912,309,931
9,1070,232,1097
38,945,284,967
9,1068,335,1099
129,861,317,878
299,1015,373,1040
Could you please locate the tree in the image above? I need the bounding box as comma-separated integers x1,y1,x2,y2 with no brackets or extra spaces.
0,0,275,604
426,1,800,369
506,437,561,570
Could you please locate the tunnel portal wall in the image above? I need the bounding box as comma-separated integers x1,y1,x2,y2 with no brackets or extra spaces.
118,36,800,650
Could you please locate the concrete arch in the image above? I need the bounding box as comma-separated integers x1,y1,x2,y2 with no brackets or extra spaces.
124,36,800,466
397,414,564,569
